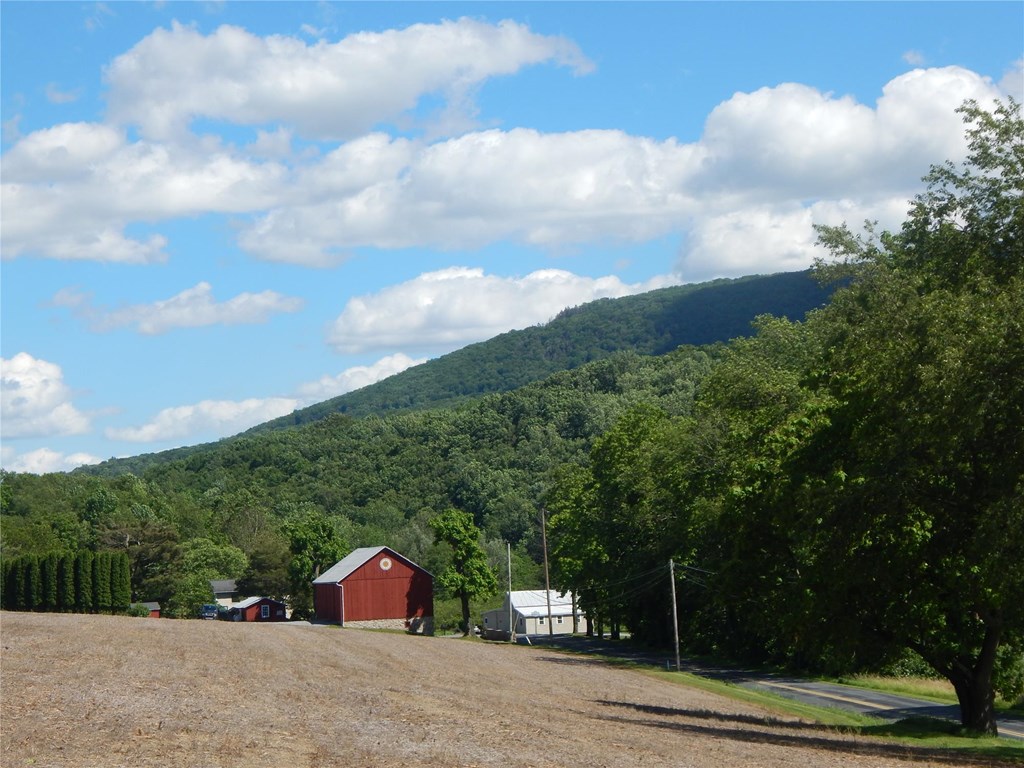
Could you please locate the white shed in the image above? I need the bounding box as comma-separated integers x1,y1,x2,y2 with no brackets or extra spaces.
481,590,586,639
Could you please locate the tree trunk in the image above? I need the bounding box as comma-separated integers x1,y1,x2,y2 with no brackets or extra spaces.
947,621,1001,735
951,672,998,735
459,589,471,636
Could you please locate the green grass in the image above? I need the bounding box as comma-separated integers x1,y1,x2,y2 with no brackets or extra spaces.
836,674,1024,716
640,667,1024,764
511,639,1023,761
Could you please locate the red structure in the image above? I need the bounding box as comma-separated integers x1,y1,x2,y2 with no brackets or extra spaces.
234,596,287,622
313,547,433,634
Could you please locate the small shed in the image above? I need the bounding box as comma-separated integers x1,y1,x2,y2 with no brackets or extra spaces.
313,546,433,634
133,601,161,618
482,590,586,639
232,596,287,622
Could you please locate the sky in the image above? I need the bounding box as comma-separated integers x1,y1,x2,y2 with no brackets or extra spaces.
1,2,1022,474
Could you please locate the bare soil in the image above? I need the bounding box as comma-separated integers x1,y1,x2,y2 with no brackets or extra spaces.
0,612,996,767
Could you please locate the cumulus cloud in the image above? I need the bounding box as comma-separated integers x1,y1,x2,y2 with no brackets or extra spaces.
103,353,421,445
1,122,287,262
328,267,678,354
105,18,592,141
106,397,300,442
694,67,995,199
0,446,101,474
239,128,704,263
1001,58,1024,101
3,43,1010,280
238,66,1004,269
51,282,305,334
1,353,91,438
295,353,427,401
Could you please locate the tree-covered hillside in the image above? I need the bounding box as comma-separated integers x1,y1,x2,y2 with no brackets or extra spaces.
77,270,831,479
2,345,720,620
256,269,832,427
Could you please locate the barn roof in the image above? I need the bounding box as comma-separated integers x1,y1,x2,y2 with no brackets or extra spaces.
312,546,431,585
508,590,577,617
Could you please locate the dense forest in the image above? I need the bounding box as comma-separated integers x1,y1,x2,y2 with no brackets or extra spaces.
2,100,1021,734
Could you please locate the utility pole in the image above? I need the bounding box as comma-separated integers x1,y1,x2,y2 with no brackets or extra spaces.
541,507,553,637
669,559,681,671
507,541,514,643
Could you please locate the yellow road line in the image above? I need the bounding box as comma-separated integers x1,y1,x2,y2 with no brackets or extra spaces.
761,680,888,710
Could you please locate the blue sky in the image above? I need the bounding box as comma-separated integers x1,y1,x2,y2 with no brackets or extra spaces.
2,1,1022,473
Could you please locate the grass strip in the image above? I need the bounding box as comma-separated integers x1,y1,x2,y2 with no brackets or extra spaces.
645,667,1024,764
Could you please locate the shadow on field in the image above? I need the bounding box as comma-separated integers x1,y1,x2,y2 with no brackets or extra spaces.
598,700,823,731
594,700,998,766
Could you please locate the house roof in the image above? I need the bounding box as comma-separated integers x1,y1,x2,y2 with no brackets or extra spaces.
234,596,284,609
210,579,237,594
312,546,430,585
507,590,578,617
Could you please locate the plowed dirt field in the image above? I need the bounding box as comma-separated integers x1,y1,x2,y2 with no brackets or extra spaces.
0,612,998,767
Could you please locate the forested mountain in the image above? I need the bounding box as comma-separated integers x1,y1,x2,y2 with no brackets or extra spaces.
254,270,832,428
77,269,831,478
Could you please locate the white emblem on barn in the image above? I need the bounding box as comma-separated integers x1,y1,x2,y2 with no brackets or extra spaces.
379,557,393,571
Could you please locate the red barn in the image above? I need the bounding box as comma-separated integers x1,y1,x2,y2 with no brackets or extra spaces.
233,596,287,622
313,546,433,634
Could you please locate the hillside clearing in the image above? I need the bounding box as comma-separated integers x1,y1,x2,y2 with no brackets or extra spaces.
0,613,1002,767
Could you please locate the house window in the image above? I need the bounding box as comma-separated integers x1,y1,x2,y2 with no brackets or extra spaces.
556,616,564,624
261,604,270,619
539,616,546,625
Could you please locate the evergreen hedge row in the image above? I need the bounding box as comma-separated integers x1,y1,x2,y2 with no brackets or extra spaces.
0,551,131,614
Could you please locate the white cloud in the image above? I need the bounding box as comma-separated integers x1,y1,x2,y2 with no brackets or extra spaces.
1,123,287,262
239,128,704,264
52,282,305,334
2,58,1008,279
1,353,91,438
106,397,300,443
102,352,425,446
1001,58,1024,101
105,18,592,142
295,353,426,401
45,82,81,104
679,196,912,282
328,267,678,354
0,446,101,474
694,67,997,200
902,50,926,66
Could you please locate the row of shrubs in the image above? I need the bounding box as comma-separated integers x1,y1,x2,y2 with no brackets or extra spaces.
1,551,132,614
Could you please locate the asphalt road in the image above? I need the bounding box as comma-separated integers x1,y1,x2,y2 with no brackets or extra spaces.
523,634,1024,741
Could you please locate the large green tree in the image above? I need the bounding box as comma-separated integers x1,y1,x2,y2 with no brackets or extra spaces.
283,507,348,618
789,99,1024,734
430,508,499,636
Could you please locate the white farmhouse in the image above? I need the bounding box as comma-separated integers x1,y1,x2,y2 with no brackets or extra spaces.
481,590,587,639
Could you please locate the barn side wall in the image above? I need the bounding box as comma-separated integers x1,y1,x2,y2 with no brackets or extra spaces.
342,553,433,623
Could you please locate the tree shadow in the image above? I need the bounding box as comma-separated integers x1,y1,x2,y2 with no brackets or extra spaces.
593,700,1012,766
